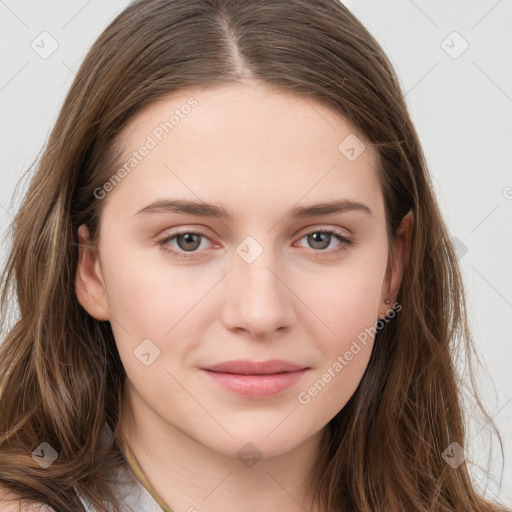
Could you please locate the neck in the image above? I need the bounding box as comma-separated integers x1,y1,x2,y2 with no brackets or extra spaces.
117,380,328,512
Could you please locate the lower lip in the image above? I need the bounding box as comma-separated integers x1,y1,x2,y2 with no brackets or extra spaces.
201,369,308,399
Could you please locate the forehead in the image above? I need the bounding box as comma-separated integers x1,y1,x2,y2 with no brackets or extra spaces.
104,81,383,221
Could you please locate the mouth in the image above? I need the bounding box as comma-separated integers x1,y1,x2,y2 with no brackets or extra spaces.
202,359,308,375
200,359,309,398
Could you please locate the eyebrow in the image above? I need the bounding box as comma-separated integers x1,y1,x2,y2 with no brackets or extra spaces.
133,198,373,220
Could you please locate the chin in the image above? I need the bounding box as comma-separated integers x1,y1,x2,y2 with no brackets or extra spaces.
201,424,319,461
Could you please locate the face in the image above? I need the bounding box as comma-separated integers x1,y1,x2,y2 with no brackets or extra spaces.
76,79,410,460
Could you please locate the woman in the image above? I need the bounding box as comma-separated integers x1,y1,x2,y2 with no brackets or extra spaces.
0,0,508,511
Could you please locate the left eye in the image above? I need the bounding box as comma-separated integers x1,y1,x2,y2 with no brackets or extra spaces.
296,229,352,251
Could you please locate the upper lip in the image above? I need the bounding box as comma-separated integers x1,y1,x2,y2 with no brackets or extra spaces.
202,359,308,375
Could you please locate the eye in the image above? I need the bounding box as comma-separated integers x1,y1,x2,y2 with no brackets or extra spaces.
157,230,214,259
296,228,353,254
157,227,354,260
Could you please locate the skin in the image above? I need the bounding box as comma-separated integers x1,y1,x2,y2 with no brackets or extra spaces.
76,78,413,512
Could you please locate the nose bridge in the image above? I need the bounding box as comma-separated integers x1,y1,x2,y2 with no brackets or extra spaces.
222,235,294,336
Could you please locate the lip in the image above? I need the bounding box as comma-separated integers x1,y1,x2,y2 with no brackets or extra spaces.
203,359,308,375
200,359,309,399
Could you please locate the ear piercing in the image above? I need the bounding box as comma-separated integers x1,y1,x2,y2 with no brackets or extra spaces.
385,299,390,304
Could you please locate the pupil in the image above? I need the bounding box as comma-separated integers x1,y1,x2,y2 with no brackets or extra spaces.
310,232,329,249
179,233,200,251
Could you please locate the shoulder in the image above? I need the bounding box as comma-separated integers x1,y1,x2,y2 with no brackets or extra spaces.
0,484,55,512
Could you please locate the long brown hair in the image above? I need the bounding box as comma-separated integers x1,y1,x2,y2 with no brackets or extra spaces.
0,1,508,511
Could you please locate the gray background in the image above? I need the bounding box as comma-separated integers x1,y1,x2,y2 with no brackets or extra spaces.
1,0,511,505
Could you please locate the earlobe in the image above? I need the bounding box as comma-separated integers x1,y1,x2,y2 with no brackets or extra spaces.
380,210,414,314
75,224,111,321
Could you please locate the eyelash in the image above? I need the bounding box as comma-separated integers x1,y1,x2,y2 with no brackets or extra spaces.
157,228,354,260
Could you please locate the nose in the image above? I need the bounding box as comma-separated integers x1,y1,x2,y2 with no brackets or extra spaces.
220,248,296,339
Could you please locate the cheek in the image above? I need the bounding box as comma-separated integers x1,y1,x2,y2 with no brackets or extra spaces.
295,253,385,403
101,242,206,330
100,246,218,375
294,273,381,423
303,259,386,344
306,281,378,377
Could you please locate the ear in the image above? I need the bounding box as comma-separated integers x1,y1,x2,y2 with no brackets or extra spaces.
379,210,413,317
75,224,110,321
